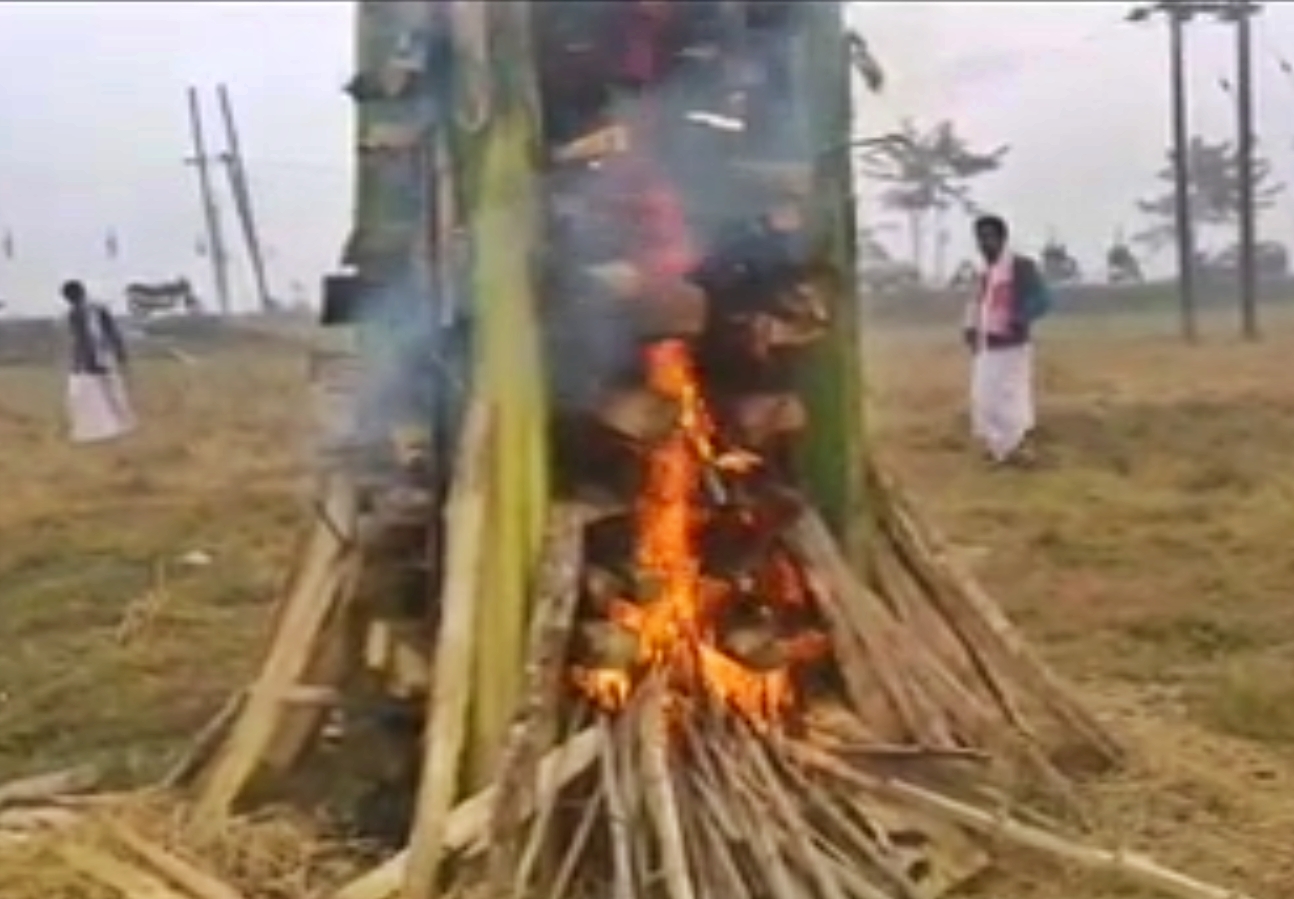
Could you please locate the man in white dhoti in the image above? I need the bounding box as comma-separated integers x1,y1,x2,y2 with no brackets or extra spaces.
62,280,137,444
963,216,1051,466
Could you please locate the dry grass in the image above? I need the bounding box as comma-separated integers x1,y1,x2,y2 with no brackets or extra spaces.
870,312,1294,897
3,312,1294,896
0,345,313,786
2,795,363,899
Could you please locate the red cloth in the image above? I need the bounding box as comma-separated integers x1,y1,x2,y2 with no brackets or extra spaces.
602,154,696,286
618,1,675,84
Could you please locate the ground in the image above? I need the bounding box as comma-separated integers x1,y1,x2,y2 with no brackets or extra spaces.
2,313,1293,896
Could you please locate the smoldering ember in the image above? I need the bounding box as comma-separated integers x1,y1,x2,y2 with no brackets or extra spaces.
0,4,1272,899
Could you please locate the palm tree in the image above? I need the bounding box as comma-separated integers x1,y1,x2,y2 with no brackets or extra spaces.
855,119,1009,280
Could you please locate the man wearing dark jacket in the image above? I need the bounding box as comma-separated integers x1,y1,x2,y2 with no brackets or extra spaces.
63,280,137,443
962,216,1051,465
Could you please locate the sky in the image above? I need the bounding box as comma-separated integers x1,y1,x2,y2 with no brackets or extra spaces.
3,1,1294,313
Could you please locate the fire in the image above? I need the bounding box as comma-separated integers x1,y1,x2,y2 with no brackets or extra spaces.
574,338,796,722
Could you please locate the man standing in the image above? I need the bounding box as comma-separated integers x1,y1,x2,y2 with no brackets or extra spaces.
62,279,137,443
963,215,1051,466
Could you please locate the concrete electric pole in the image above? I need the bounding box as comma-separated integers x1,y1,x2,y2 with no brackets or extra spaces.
1128,0,1199,342
1129,0,1263,341
186,86,233,316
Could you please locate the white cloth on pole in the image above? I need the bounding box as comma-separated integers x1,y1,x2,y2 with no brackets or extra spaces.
969,343,1034,461
66,371,137,444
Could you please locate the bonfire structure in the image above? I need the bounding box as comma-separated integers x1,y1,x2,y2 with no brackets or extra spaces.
6,3,1266,899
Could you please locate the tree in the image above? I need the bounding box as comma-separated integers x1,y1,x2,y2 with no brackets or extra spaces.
1134,135,1284,252
856,119,1009,281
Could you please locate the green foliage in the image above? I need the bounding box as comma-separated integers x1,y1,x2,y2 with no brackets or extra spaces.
1135,135,1285,250
858,118,1009,216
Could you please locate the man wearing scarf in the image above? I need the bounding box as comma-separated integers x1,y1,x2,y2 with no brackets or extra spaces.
963,215,1051,466
63,279,137,444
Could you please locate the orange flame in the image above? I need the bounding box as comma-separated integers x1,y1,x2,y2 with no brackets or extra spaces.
574,338,794,722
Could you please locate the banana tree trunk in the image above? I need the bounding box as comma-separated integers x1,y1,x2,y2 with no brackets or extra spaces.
794,1,869,567
445,1,550,789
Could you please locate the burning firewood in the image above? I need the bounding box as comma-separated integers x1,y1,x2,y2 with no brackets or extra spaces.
595,387,680,442
166,5,1260,899
728,392,808,447
574,619,640,671
581,563,627,609
584,262,708,337
553,123,630,163
745,310,828,354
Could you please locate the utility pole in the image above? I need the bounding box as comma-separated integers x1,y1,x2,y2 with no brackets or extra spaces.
1232,0,1260,340
1128,0,1199,342
1168,7,1198,342
216,84,274,313
1129,0,1265,341
185,86,232,315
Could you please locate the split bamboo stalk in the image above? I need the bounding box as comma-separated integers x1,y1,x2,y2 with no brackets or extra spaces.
190,473,358,831
405,399,492,899
56,842,196,899
789,510,954,746
599,719,636,899
262,554,362,772
109,824,248,899
487,504,585,894
640,686,697,899
160,693,243,790
791,741,1261,899
463,9,550,787
873,464,1122,764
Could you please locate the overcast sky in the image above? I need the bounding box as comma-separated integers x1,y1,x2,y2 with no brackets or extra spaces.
3,1,1294,313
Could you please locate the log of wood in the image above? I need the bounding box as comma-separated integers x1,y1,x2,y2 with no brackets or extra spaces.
731,160,813,199
744,311,828,356
585,263,708,337
728,393,807,447
574,620,641,671
596,388,679,443
583,564,629,611
554,123,630,163
719,623,784,671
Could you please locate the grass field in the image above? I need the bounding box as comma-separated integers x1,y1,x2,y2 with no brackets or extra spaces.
2,313,1293,896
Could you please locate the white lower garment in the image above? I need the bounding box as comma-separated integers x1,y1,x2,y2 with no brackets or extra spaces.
969,343,1035,461
66,371,138,444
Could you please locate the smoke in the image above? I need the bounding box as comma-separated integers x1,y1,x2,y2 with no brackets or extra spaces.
346,1,826,447
348,268,467,457
540,0,819,411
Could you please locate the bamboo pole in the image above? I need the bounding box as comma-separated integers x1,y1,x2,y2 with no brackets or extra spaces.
462,2,550,789
404,401,492,899
190,473,358,831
